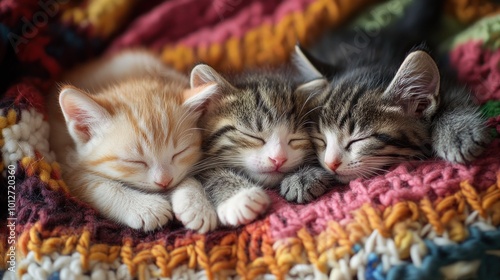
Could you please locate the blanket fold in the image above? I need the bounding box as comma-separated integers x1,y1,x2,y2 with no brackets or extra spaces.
1,0,500,279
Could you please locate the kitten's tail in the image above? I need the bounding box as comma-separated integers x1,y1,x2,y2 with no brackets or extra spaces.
308,0,445,68
378,0,445,57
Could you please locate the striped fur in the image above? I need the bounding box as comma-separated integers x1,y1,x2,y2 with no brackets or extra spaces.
188,65,328,228
308,73,433,183
195,67,315,187
60,78,203,192
294,0,490,183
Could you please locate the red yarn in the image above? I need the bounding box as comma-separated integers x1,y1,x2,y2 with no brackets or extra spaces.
269,139,500,239
107,0,315,53
488,115,500,133
449,40,500,104
4,80,47,117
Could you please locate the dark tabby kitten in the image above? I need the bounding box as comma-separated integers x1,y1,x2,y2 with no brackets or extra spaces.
292,0,491,183
183,64,334,227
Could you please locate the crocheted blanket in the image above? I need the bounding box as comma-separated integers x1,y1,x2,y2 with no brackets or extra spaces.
1,0,500,279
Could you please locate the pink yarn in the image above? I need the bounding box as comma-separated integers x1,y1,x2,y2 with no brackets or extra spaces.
449,40,500,104
269,139,500,240
107,0,222,52
107,0,315,53
488,115,500,133
177,0,315,47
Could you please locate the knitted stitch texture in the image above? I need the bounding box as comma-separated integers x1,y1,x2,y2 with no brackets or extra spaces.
1,0,500,279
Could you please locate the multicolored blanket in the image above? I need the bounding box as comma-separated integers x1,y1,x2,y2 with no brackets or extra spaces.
1,0,500,279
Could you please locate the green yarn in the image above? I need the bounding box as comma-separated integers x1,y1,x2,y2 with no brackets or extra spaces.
351,0,411,30
351,0,500,54
481,100,500,118
439,14,500,52
481,100,500,138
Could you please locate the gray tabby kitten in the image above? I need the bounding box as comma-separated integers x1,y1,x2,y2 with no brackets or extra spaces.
179,65,334,228
292,0,491,183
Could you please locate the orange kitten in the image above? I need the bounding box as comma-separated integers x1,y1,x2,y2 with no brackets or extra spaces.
49,51,217,232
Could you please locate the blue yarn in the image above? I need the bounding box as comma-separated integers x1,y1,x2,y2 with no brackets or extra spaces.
386,227,500,280
373,263,386,280
366,253,382,280
48,271,60,280
368,252,379,263
354,244,362,253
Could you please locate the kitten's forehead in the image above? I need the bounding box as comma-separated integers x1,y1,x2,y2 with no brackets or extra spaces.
100,84,198,154
318,84,388,131
227,85,303,131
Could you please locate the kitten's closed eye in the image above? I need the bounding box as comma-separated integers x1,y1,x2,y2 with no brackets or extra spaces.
239,131,266,145
172,147,190,161
311,136,326,149
123,159,148,167
288,138,309,144
344,136,370,150
288,138,310,149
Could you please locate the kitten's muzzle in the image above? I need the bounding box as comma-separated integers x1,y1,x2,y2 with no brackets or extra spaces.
325,160,342,172
155,178,173,189
269,156,287,169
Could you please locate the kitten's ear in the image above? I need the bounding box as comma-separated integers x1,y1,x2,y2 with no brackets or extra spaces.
384,51,440,118
59,87,110,144
294,78,329,99
293,44,339,81
190,64,229,88
294,78,329,110
186,64,233,112
182,84,219,112
293,45,323,81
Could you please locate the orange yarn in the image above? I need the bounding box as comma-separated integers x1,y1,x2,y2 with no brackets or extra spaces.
14,176,500,278
446,0,500,23
160,0,377,72
20,157,69,193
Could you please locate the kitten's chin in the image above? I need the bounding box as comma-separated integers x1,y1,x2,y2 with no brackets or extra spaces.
121,181,170,194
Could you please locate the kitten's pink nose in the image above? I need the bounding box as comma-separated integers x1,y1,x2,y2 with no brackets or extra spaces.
155,177,172,189
269,156,287,169
325,160,342,171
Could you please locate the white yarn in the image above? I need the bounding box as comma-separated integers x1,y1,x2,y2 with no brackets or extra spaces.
1,108,55,168
170,265,197,280
287,264,317,280
439,260,481,279
11,204,499,280
2,270,17,280
17,251,132,280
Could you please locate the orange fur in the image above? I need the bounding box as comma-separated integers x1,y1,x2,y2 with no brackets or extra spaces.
48,50,214,231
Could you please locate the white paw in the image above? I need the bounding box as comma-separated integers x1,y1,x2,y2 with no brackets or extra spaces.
217,187,270,227
121,194,173,232
172,179,218,234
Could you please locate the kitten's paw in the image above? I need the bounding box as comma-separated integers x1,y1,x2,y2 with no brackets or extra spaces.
280,167,332,203
436,125,491,164
172,179,218,234
217,187,270,227
123,195,173,231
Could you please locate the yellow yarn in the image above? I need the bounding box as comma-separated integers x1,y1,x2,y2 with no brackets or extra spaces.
20,157,69,193
62,0,137,37
15,175,500,277
446,0,500,23
0,116,7,129
161,0,376,72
